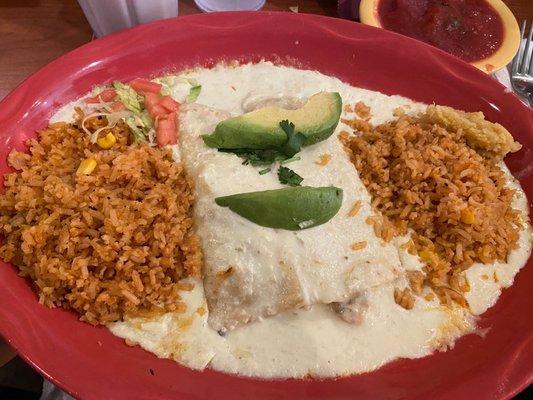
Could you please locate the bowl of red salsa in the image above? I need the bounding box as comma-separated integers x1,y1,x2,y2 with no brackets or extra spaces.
360,0,520,73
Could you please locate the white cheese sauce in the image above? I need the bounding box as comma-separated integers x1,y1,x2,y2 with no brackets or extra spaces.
178,101,403,333
51,62,532,379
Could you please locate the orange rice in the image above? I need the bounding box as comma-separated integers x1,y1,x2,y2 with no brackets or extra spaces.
342,106,523,307
0,118,201,325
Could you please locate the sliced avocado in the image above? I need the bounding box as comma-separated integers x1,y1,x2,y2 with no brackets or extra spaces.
203,92,342,149
215,186,343,231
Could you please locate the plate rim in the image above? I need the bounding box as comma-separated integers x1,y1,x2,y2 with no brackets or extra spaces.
0,11,531,400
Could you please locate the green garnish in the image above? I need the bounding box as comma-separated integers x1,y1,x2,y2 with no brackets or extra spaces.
187,86,202,103
280,155,301,165
215,186,343,231
218,120,307,182
125,116,146,143
88,81,156,144
114,82,154,142
258,168,271,175
156,76,176,96
277,166,303,186
202,92,342,149
113,81,142,114
186,78,202,103
123,108,154,143
155,76,201,100
279,120,306,157
219,148,287,166
91,85,106,97
139,109,153,129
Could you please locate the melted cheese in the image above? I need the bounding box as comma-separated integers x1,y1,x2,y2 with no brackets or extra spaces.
52,62,532,379
178,103,402,332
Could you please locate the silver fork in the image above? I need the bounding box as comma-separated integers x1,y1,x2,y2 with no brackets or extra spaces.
511,20,533,107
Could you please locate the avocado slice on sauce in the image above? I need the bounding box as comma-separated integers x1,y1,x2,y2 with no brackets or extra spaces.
202,92,342,149
215,186,343,231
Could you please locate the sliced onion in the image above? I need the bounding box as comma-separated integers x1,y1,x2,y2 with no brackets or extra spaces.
81,110,132,143
146,128,156,146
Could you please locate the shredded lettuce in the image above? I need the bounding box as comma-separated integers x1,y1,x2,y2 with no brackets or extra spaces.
155,76,176,96
111,81,155,142
107,110,132,125
187,84,202,103
113,81,142,114
181,78,201,103
154,75,201,102
90,85,106,97
185,78,199,87
123,109,154,144
125,116,147,143
160,76,176,86
86,80,160,144
139,110,153,129
160,86,171,96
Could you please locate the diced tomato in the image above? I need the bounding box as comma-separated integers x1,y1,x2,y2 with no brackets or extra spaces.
148,104,168,118
154,111,176,128
159,95,180,112
144,92,159,103
143,92,160,109
110,101,126,112
156,112,177,146
129,78,162,94
85,89,117,103
85,97,99,104
165,111,176,125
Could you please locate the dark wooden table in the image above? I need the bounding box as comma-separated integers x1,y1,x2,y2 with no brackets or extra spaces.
0,0,532,101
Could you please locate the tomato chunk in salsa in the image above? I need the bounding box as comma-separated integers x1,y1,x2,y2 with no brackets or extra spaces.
378,0,504,62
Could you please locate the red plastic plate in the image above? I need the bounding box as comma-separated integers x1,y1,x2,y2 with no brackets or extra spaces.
0,12,531,400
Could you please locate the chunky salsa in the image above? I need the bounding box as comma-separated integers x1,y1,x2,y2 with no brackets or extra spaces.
378,0,504,62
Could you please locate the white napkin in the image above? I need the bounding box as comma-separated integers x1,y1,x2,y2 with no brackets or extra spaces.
40,380,74,400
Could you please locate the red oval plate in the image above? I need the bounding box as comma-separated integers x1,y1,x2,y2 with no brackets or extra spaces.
0,12,531,400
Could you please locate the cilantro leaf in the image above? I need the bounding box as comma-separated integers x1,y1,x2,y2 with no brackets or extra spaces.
219,148,287,166
218,120,306,177
280,155,301,165
277,166,303,186
279,120,306,157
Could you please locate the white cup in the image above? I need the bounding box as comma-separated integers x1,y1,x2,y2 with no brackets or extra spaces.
78,0,179,37
194,0,265,12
